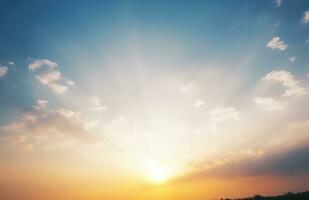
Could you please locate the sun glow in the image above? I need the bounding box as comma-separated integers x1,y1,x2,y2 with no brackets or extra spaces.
146,160,171,184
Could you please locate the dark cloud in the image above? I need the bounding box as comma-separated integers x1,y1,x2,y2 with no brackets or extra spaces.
176,144,309,182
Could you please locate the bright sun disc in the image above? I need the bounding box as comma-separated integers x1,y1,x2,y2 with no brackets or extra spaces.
147,160,170,184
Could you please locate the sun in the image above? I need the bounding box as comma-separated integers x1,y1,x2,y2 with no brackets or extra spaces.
146,160,171,184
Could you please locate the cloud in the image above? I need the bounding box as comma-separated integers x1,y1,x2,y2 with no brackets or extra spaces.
32,99,48,110
274,0,283,7
210,106,240,122
28,59,58,71
290,57,296,62
178,82,194,93
302,10,309,24
49,83,70,94
254,97,286,111
88,96,108,111
263,70,307,96
194,99,205,108
65,80,75,86
0,66,8,78
28,59,74,94
177,144,309,182
275,22,280,27
266,37,288,51
0,107,93,148
56,108,82,120
35,70,61,85
7,61,15,66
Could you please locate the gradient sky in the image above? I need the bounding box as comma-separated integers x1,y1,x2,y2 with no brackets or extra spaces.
1,0,309,200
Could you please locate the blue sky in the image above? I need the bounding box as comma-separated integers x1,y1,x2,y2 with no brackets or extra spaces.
0,1,308,116
0,1,309,199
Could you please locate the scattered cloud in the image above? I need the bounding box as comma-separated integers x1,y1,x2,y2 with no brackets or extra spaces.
194,99,205,108
210,106,240,122
88,96,100,106
266,37,288,51
28,59,74,94
302,10,309,24
88,96,108,111
66,80,75,86
0,66,8,78
178,82,194,93
35,70,61,85
274,0,283,7
7,61,15,66
254,97,286,111
263,70,307,96
28,59,58,71
0,107,93,148
56,108,82,120
32,99,48,110
275,22,280,27
290,57,296,62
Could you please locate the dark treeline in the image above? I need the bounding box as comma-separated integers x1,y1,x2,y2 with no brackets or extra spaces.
220,191,309,200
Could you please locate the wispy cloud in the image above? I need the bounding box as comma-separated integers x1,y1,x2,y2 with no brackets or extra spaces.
28,59,74,94
290,57,296,62
0,107,93,148
178,144,309,181
210,106,240,122
178,82,194,93
194,99,205,108
302,10,309,24
254,97,286,111
88,96,108,111
28,59,58,71
32,99,48,110
0,66,8,78
274,0,283,7
7,61,15,66
263,70,307,96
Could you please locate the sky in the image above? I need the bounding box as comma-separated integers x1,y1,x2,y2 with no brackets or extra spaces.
0,0,309,199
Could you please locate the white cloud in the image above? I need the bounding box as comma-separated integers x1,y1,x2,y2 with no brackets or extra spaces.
88,96,101,106
56,108,82,120
263,70,307,96
289,57,296,62
305,38,309,44
28,59,58,71
194,99,205,108
66,80,75,86
88,96,108,111
253,97,286,111
274,0,283,7
0,66,8,78
210,106,240,122
33,99,48,110
302,10,309,24
8,61,15,66
266,37,288,51
178,82,194,93
35,70,61,84
49,83,69,94
92,106,108,111
29,59,74,94
0,107,92,148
